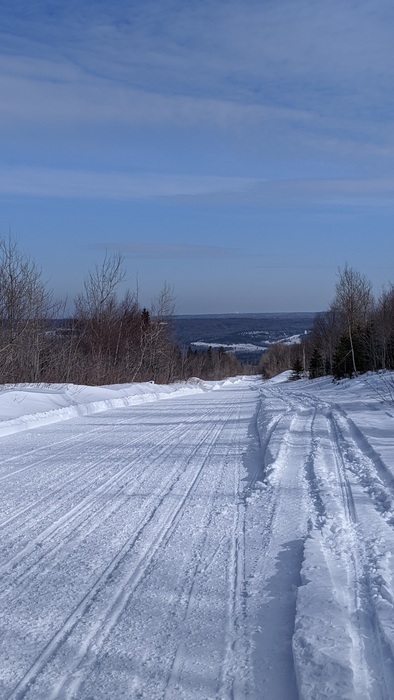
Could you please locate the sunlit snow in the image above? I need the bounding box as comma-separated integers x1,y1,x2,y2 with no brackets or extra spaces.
1,372,394,698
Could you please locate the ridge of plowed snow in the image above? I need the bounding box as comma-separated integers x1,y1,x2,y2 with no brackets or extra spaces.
0,378,240,437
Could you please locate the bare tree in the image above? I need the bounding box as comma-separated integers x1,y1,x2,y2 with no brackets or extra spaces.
331,264,373,376
309,308,341,374
0,235,57,383
75,252,126,346
259,342,293,378
130,283,177,382
74,252,140,383
373,285,394,370
0,241,249,386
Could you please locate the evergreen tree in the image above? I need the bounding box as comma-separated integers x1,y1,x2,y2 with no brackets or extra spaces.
141,308,150,328
290,356,303,380
332,330,367,379
309,346,324,379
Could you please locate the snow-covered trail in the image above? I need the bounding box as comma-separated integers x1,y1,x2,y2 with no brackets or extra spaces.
0,379,258,699
258,382,394,700
2,375,394,699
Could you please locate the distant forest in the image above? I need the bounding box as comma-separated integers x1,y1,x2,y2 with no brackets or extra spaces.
260,263,394,380
0,236,249,385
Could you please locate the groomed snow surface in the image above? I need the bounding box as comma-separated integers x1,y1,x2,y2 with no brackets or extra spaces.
2,372,394,699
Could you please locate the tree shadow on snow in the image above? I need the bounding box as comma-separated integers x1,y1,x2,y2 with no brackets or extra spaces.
252,539,304,700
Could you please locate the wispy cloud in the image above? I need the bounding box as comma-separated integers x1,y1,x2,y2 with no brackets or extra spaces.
0,55,311,131
1,0,394,163
3,1,393,99
2,166,394,208
0,168,394,207
1,0,393,315
0,167,256,199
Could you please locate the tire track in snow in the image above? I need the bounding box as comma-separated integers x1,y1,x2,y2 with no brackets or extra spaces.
328,410,394,698
332,406,394,525
162,407,246,700
293,402,394,700
0,421,159,529
0,423,107,480
5,409,232,700
326,412,372,696
247,400,316,700
159,394,258,700
0,409,191,528
0,414,211,593
0,403,220,570
60,406,243,700
217,436,248,700
158,402,250,700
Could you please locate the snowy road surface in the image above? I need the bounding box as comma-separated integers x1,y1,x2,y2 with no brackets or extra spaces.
2,375,394,698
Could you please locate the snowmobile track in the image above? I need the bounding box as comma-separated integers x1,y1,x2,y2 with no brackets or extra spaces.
6,409,236,700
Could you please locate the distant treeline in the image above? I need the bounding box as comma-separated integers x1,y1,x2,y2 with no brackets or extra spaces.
0,236,252,385
260,264,394,380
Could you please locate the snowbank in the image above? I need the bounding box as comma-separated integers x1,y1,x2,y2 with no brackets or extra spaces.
0,377,241,438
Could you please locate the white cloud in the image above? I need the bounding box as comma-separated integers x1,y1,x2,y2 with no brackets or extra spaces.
2,1,393,128
1,166,394,209
0,54,311,130
0,166,257,199
1,0,394,172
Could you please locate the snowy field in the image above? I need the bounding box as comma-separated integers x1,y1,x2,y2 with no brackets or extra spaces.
2,372,394,698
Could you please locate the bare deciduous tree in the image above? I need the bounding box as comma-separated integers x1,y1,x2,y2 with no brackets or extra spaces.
309,308,341,375
74,252,141,383
259,342,293,378
0,242,250,386
331,264,373,376
373,286,394,370
0,235,58,383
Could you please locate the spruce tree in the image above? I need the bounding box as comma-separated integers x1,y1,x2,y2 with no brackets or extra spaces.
290,356,303,380
309,347,324,379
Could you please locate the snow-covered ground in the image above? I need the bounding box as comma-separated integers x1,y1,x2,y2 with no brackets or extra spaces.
191,341,263,353
2,372,394,698
190,332,304,354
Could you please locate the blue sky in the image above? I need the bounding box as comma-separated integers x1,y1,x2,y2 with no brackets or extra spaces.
1,0,394,313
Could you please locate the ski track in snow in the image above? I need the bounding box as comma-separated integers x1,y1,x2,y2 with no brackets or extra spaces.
2,375,394,698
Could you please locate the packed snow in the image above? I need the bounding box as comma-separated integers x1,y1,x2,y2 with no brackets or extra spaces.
2,372,394,698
